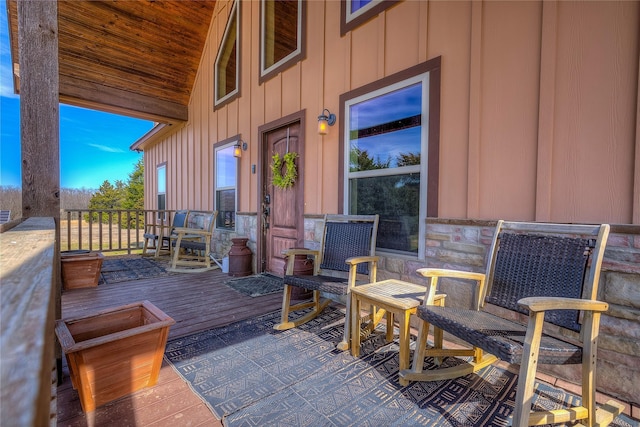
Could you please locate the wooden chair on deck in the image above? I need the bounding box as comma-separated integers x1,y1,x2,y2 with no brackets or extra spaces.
169,210,220,273
400,221,624,427
142,210,189,258
274,214,380,351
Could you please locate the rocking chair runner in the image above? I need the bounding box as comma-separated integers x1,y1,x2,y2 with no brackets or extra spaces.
400,221,624,427
274,214,380,351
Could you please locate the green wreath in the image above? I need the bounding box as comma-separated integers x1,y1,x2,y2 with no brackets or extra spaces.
271,151,298,189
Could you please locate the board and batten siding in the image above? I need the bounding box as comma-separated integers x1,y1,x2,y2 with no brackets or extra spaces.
139,0,640,408
143,0,640,224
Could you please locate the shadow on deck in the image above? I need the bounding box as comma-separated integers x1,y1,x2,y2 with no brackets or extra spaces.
57,266,283,427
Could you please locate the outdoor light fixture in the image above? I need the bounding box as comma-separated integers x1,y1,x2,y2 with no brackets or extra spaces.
233,140,248,158
317,109,336,135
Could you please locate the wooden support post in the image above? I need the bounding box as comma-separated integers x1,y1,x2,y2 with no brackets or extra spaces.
18,0,60,218
17,0,62,410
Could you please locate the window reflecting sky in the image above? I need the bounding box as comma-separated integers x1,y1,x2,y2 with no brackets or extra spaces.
349,83,422,168
216,146,236,188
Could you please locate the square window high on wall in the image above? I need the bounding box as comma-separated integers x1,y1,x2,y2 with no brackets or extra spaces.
259,0,306,83
341,0,399,35
214,140,238,230
214,0,240,109
342,58,441,259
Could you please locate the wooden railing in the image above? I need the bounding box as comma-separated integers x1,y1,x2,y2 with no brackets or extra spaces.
61,210,177,254
0,217,57,426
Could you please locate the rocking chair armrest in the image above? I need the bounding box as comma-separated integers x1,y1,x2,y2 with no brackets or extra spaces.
416,268,485,282
417,268,486,310
518,297,609,313
172,227,212,238
345,255,379,265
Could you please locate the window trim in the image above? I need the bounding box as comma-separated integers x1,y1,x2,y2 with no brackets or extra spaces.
214,135,240,231
259,0,306,84
214,0,241,109
340,0,399,36
338,57,441,259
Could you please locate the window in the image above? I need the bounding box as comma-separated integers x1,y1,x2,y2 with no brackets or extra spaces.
157,163,166,220
260,0,305,83
215,1,240,108
343,64,439,257
214,141,238,230
341,0,399,35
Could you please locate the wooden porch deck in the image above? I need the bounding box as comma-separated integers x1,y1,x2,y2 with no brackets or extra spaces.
57,267,283,427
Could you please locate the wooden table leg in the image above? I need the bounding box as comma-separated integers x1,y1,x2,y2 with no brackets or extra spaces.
397,310,411,372
351,292,361,357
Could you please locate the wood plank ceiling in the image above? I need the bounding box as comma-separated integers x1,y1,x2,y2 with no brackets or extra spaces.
7,0,217,123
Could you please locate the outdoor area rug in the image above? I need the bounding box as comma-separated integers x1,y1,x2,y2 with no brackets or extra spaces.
224,273,284,297
164,307,640,427
99,256,172,285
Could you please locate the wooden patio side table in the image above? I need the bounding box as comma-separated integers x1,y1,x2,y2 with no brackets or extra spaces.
350,279,445,385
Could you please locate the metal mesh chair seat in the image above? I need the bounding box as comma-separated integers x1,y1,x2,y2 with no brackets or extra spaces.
284,274,367,295
417,305,582,365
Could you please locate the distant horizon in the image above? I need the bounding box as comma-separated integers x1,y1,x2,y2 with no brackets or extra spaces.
0,0,154,190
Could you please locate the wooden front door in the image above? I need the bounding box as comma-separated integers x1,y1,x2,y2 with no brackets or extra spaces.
260,121,304,275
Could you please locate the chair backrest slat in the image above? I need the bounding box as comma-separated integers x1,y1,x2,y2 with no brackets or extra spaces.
173,210,188,228
318,215,378,275
486,232,593,332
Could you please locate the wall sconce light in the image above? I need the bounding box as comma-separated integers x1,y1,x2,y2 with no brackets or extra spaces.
317,109,336,135
233,140,248,158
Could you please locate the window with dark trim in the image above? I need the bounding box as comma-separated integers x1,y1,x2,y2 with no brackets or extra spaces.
157,163,167,220
215,0,240,108
340,0,399,36
259,0,306,83
339,57,441,258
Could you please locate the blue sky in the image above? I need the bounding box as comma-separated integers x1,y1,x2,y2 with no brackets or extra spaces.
0,0,154,190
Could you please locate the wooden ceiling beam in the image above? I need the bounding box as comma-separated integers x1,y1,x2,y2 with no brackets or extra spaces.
59,76,188,124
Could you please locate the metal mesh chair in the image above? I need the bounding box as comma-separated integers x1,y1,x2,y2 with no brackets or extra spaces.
274,214,379,351
400,221,624,427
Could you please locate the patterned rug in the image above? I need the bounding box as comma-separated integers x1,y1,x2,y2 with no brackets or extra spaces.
224,273,284,297
164,307,639,427
98,256,172,285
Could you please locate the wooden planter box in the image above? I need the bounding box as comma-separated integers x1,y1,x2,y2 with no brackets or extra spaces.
54,301,175,412
60,251,104,290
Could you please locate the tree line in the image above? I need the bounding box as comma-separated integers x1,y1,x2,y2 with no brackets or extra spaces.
0,159,144,227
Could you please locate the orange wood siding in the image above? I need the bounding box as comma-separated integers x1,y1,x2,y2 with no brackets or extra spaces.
142,0,640,225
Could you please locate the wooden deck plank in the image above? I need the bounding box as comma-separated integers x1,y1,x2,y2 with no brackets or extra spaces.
57,267,283,425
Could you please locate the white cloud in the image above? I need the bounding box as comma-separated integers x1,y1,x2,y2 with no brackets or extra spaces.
86,143,125,153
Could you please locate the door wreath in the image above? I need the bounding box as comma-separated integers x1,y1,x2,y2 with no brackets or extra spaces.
271,151,298,189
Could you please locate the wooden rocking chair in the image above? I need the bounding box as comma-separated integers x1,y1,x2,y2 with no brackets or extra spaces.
142,210,189,258
169,210,221,273
273,214,380,351
400,221,624,427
